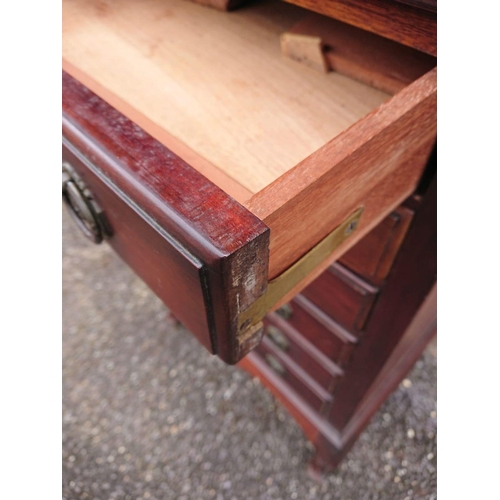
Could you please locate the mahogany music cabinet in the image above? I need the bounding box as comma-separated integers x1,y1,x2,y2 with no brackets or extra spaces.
62,0,436,473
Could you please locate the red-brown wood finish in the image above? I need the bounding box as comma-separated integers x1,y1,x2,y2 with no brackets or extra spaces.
301,263,379,333
240,155,436,474
282,295,357,366
62,71,270,364
283,0,437,56
327,175,436,430
309,283,436,472
339,206,414,284
263,313,343,391
256,337,333,412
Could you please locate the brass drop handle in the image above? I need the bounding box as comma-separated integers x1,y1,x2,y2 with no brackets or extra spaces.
62,162,110,244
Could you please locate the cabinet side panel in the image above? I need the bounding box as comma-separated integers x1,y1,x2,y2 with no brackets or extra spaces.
328,174,436,430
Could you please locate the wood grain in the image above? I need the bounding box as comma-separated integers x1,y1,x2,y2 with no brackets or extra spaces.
342,284,436,445
301,263,379,333
282,12,436,94
339,206,414,284
63,60,253,205
283,0,437,56
264,313,343,390
289,295,358,366
63,72,270,364
328,174,436,430
256,337,333,412
246,68,436,282
62,0,389,193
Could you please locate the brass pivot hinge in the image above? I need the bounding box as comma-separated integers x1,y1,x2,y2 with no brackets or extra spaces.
238,207,364,332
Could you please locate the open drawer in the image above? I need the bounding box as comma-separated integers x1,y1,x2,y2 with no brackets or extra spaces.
62,0,436,364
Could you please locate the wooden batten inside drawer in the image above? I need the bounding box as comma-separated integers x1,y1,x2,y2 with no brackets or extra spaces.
63,0,436,283
63,0,391,195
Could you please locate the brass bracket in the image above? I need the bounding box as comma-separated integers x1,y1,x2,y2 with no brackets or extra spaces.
238,208,364,332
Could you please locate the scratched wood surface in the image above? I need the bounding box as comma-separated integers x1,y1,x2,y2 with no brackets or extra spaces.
62,0,389,194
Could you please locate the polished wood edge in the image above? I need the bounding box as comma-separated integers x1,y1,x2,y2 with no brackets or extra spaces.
62,71,270,364
329,262,379,295
266,312,345,377
292,295,358,344
283,0,436,56
241,285,436,474
309,285,437,472
238,352,342,448
260,337,333,403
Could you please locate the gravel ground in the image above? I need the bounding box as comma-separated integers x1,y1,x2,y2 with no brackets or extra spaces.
63,207,437,500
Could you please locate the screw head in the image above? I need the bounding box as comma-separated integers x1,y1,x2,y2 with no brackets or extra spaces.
345,220,358,235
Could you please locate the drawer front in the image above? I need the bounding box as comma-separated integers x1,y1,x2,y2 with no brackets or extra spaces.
256,338,332,412
263,314,342,391
277,296,357,366
301,263,379,332
339,206,414,284
62,144,210,345
62,72,270,364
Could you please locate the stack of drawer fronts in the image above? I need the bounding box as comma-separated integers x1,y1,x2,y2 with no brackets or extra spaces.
249,179,436,471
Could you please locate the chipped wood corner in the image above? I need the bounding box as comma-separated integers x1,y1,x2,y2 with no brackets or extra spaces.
280,32,329,73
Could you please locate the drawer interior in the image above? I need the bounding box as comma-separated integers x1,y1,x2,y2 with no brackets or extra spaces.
63,0,436,284
63,0,391,197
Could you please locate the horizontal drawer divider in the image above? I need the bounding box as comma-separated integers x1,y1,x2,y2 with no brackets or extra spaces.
292,295,358,344
267,312,344,377
329,263,379,296
260,337,333,404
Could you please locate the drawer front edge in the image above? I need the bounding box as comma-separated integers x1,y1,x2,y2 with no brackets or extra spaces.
62,71,270,364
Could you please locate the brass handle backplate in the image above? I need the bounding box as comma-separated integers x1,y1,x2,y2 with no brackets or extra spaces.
62,162,111,244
